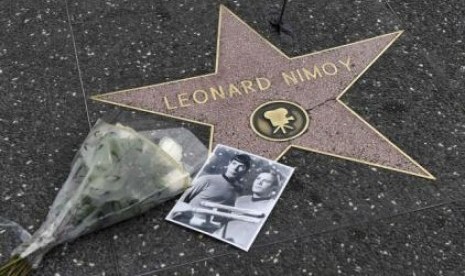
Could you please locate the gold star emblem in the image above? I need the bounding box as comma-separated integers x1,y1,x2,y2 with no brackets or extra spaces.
92,5,435,180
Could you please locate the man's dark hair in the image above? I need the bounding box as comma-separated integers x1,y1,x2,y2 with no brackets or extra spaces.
230,154,251,170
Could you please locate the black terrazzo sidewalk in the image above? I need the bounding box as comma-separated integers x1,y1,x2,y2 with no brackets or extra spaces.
1,1,464,275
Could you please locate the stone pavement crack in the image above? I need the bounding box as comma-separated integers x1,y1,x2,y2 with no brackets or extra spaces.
306,97,338,112
64,0,92,130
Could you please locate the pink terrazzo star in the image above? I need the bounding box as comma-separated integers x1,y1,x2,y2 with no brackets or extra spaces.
93,5,434,179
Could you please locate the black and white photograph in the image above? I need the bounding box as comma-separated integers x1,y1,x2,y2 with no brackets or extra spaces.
165,144,295,251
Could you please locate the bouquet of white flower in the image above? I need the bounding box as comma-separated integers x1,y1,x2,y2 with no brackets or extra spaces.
0,120,207,276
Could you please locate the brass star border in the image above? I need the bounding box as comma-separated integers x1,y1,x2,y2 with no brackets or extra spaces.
92,5,435,180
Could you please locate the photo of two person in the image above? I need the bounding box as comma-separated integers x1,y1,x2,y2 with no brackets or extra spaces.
166,145,294,251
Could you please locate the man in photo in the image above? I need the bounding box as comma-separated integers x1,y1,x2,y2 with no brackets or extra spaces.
171,154,252,232
222,169,281,247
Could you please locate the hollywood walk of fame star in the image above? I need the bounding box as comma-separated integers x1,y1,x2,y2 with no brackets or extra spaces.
92,5,434,180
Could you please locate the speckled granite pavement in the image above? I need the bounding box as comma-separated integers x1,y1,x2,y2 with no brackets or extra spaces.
1,0,464,275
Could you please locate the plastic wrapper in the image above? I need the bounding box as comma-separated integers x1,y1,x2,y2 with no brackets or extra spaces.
0,120,208,275
0,219,31,263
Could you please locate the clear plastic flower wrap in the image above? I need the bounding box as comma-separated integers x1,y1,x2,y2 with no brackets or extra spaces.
0,120,208,275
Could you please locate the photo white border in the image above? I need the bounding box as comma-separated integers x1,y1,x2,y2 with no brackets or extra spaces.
165,144,295,251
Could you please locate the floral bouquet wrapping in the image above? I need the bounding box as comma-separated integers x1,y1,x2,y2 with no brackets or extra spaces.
0,120,208,275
